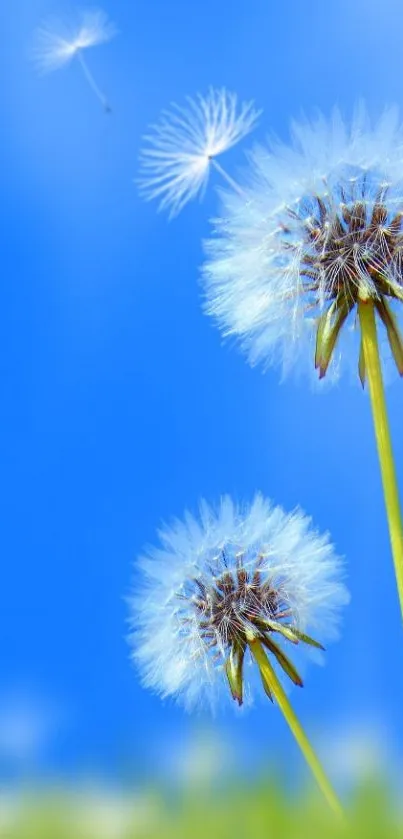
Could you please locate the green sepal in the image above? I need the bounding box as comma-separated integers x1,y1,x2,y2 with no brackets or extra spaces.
375,297,403,377
261,636,304,688
258,619,325,651
315,299,337,370
250,643,274,702
385,280,403,303
288,628,325,651
225,643,245,706
260,619,299,644
315,294,354,379
260,676,274,703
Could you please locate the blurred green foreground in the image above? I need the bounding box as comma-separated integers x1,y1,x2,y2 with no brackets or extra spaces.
1,779,402,839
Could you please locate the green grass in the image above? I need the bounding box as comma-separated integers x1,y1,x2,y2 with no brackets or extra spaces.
1,777,403,838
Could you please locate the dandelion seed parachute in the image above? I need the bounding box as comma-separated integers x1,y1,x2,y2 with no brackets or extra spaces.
203,105,403,384
130,494,348,712
138,88,261,218
32,9,117,111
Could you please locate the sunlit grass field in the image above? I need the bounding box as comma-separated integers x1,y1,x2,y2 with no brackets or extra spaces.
2,778,402,838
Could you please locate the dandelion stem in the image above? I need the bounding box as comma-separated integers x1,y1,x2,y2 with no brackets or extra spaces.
210,158,245,198
76,50,111,112
358,298,403,619
248,639,344,818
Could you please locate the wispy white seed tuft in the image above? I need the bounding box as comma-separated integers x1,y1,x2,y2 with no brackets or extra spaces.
138,88,261,218
32,9,117,73
203,106,403,384
129,494,349,712
32,8,117,112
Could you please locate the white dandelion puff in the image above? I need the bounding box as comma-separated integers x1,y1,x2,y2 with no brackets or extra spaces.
138,88,261,218
203,105,403,384
32,8,117,112
129,494,349,712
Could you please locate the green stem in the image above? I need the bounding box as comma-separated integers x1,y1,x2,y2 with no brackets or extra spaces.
358,299,403,619
249,639,344,818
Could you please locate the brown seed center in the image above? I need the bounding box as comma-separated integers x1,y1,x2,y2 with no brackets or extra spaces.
286,188,403,305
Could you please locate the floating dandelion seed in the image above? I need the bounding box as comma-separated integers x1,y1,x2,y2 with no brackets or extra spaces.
138,88,261,218
130,494,348,814
203,105,403,621
33,9,117,112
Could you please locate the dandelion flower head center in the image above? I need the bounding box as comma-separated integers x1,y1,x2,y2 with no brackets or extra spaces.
280,168,403,313
179,543,290,657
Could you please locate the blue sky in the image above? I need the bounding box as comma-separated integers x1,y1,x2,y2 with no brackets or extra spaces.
2,0,403,786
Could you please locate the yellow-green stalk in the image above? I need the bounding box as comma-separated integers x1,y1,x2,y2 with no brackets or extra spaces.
315,279,403,621
248,636,344,819
358,298,403,617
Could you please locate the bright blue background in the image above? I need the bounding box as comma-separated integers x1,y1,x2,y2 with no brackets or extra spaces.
1,0,403,786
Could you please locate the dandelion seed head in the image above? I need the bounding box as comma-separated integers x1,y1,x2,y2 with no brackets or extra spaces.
138,88,261,218
203,106,403,383
33,8,117,74
130,494,349,712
